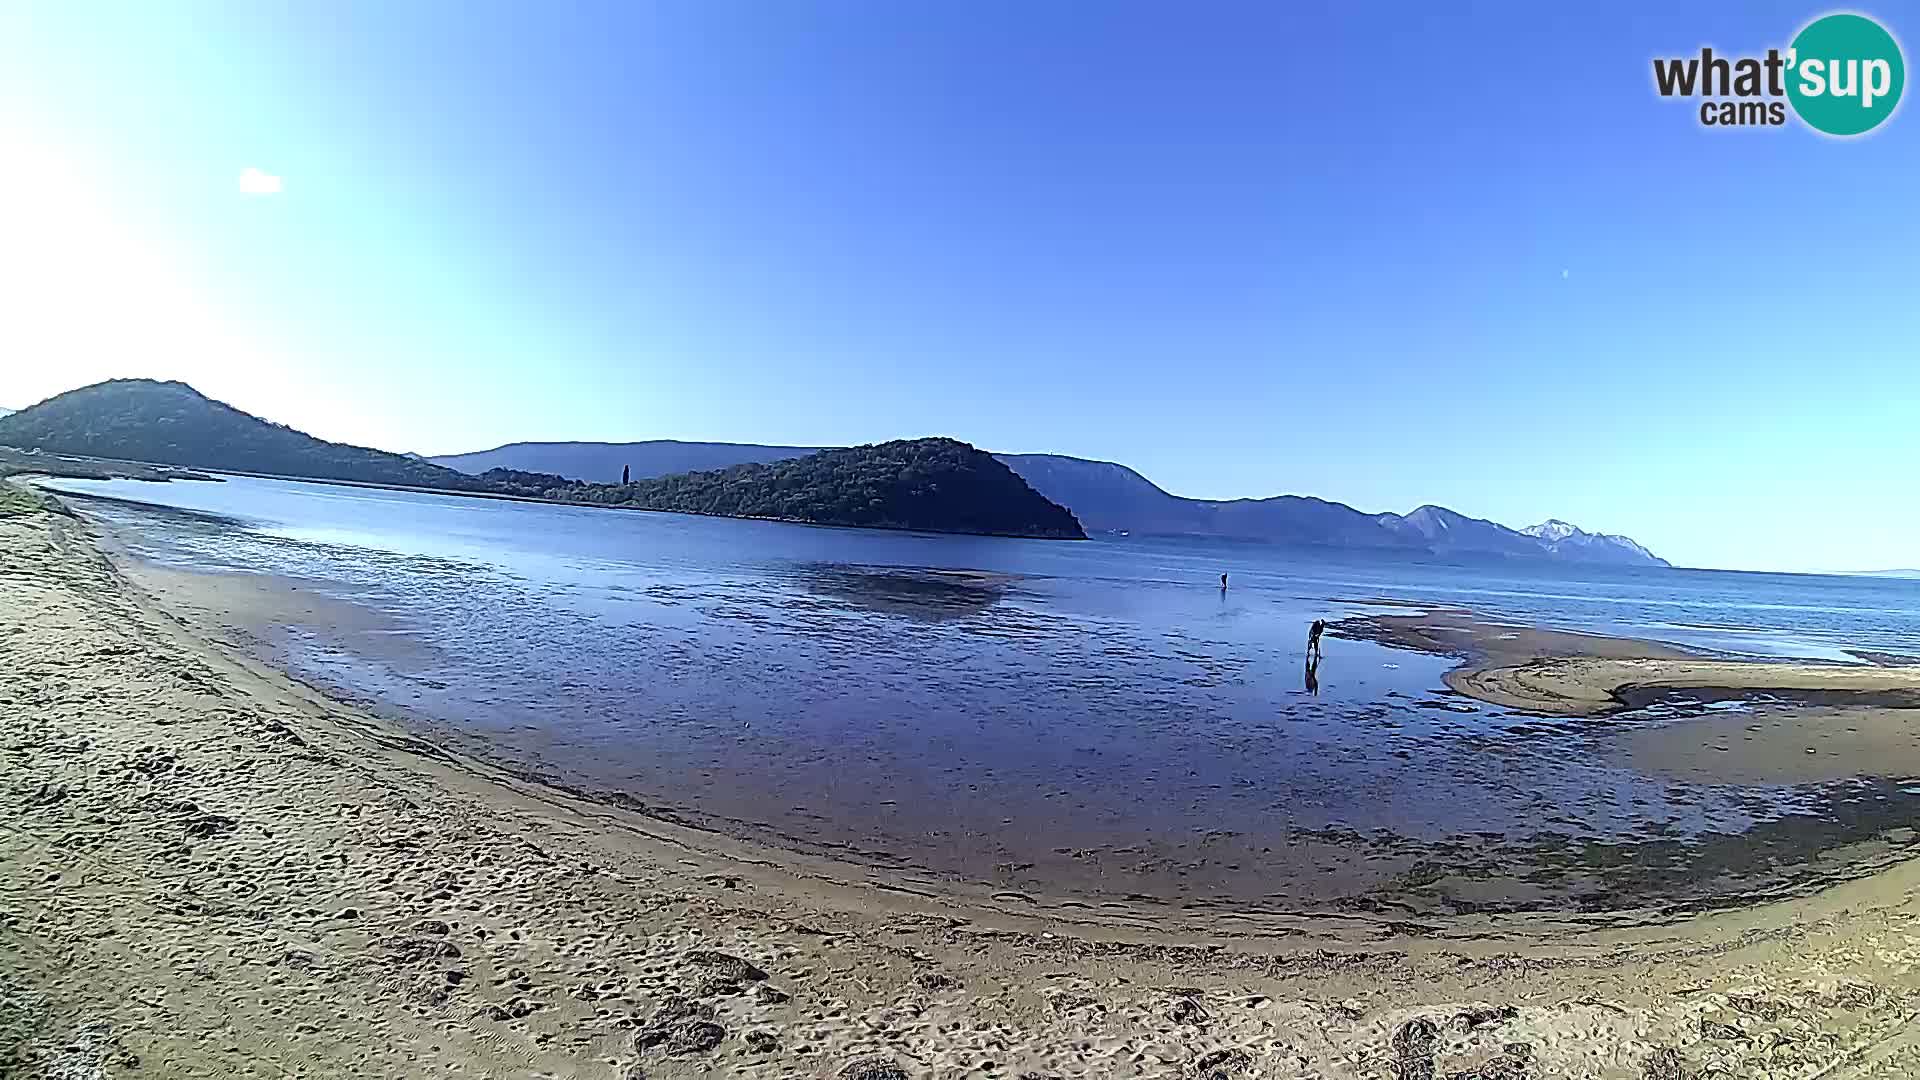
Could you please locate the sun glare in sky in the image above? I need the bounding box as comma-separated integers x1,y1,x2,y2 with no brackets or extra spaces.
1,137,268,402
2,2,1917,572
238,166,282,195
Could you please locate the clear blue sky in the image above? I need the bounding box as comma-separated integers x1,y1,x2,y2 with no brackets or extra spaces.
1,2,1915,572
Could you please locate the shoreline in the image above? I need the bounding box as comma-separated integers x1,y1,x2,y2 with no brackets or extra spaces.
5,448,1087,541
1333,606,1920,717
53,490,1920,921
101,526,1920,924
8,490,1920,1076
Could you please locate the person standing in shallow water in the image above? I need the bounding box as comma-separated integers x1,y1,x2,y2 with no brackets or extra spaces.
1307,619,1326,657
1220,573,1228,590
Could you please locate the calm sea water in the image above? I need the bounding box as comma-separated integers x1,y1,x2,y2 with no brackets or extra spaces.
40,475,1920,911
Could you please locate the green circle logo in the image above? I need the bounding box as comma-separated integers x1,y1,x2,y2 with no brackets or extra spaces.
1787,13,1905,136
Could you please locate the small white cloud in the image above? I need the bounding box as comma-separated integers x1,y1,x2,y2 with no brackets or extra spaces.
1560,268,1570,280
238,167,283,195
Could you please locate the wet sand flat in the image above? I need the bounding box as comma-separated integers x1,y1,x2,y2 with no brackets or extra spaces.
1610,704,1920,786
1452,656,1920,718
1339,607,1920,718
42,480,1920,922
8,491,1920,1077
100,554,1920,919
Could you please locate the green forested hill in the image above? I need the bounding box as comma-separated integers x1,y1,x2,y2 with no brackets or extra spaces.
0,380,485,491
535,438,1085,538
0,381,1083,539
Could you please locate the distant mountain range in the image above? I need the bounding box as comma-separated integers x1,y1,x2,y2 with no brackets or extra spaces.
433,441,1669,566
432,440,816,480
0,380,1082,539
0,380,1661,561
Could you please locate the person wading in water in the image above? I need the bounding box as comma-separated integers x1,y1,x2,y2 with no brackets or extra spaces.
1307,618,1326,658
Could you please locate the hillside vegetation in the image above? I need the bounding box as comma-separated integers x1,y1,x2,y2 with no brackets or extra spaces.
0,381,1083,539
0,380,483,491
444,442,1667,565
535,438,1084,538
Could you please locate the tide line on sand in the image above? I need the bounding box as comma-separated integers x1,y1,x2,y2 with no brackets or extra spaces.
6,491,1920,1078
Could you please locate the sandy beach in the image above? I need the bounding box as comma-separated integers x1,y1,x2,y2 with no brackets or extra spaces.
1334,608,1920,718
7,492,1920,1078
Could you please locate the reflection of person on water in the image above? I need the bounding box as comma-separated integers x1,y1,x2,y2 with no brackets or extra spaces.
1304,653,1320,696
1307,618,1326,658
